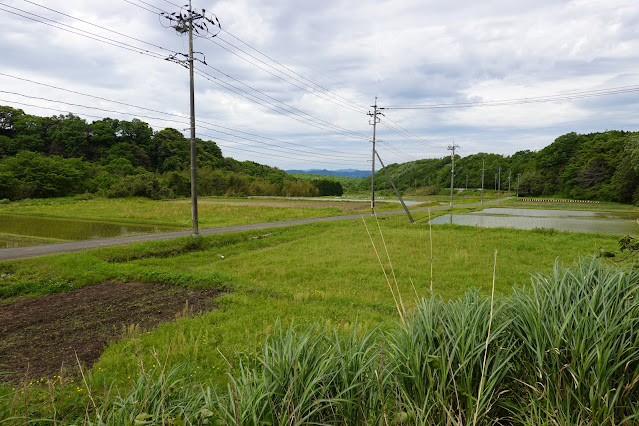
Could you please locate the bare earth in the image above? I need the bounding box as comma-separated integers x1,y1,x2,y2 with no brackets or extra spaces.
0,281,222,381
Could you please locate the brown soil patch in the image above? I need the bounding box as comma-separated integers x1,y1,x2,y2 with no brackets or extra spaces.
0,281,222,381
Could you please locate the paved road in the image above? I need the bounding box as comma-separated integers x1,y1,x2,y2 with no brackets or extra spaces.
0,199,507,261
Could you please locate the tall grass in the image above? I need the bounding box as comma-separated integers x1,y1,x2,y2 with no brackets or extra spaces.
58,258,639,425
212,322,385,425
507,258,639,425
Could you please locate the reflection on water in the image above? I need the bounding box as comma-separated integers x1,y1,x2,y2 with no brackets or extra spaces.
429,208,638,235
0,214,178,248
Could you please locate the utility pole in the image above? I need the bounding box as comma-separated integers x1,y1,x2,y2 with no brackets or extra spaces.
465,174,468,190
368,97,383,215
187,1,198,237
448,143,459,208
517,173,521,197
508,170,512,197
497,166,501,201
481,160,485,204
160,3,221,238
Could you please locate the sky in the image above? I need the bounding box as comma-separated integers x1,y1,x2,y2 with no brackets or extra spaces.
0,0,638,171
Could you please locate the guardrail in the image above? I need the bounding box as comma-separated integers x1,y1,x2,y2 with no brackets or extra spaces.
518,198,600,204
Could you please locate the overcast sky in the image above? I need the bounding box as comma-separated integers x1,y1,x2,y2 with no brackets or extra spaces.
1,0,638,170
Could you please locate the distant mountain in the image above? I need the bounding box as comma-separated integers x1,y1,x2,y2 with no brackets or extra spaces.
287,169,369,178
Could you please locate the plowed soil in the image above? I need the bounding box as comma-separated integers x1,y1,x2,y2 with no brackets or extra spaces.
0,281,222,381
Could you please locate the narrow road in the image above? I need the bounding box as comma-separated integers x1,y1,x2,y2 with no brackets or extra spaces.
0,199,507,261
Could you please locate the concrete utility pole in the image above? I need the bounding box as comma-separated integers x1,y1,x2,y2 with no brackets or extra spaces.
368,98,383,215
498,166,501,201
187,1,198,237
481,159,485,204
448,143,459,208
508,170,512,197
465,174,468,190
160,3,221,238
517,173,521,197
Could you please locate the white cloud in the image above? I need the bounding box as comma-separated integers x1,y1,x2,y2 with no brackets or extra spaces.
0,0,637,169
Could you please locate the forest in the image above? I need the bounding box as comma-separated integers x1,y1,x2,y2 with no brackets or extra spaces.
371,130,639,204
0,106,339,200
1,105,637,204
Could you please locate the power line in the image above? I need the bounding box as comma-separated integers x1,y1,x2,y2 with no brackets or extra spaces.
193,65,369,140
377,140,420,162
385,85,639,110
1,97,362,169
122,0,367,115
0,72,364,158
3,2,370,143
380,114,445,149
18,0,175,55
0,93,365,161
194,68,369,141
211,35,367,114
0,3,167,59
219,28,369,111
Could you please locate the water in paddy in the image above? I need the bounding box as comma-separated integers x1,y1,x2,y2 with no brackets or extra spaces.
0,214,179,248
429,208,639,235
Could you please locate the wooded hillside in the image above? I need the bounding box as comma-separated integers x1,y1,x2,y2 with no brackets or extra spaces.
370,130,639,204
0,106,320,200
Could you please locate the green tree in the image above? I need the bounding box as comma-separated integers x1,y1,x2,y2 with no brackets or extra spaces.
0,151,90,199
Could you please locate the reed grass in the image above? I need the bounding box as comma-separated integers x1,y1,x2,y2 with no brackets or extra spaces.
53,258,637,425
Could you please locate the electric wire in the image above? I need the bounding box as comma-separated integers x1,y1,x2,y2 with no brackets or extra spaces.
1,97,365,168
0,3,167,59
4,1,370,144
377,140,420,162
194,66,369,140
19,0,177,55
381,115,445,149
0,72,363,158
194,67,369,141
219,28,369,111
208,37,366,114
0,92,365,162
385,85,639,109
123,0,367,115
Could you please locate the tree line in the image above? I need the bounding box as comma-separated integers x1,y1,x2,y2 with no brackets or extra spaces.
368,130,639,204
0,106,341,200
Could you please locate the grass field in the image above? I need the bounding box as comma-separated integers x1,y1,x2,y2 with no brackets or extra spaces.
0,197,636,423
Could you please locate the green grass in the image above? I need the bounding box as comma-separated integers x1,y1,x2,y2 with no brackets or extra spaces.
0,199,635,423
8,258,638,424
0,196,364,228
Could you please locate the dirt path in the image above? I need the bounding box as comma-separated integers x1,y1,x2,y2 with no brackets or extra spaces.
0,281,222,380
